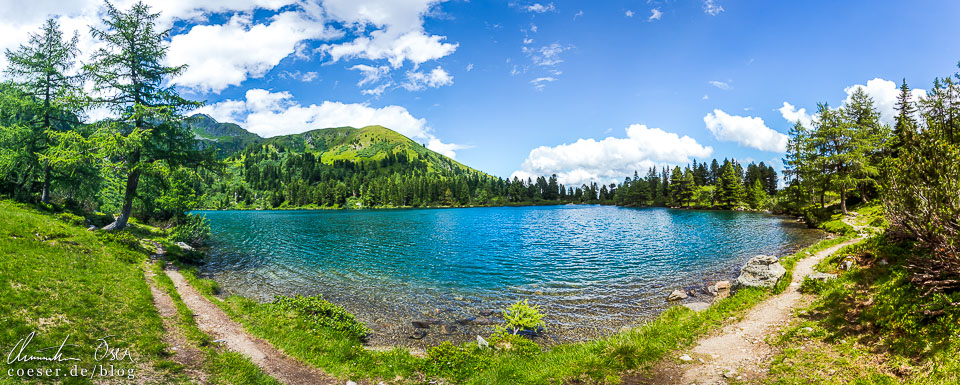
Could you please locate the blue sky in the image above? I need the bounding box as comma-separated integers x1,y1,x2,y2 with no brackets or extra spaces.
3,0,959,185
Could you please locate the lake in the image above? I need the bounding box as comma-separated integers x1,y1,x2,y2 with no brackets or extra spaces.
195,205,823,347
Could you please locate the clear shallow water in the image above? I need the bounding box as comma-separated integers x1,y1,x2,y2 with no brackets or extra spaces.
196,205,822,346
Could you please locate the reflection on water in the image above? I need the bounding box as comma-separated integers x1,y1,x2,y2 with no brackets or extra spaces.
196,205,822,346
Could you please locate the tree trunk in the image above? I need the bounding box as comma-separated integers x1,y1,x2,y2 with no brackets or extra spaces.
840,187,848,215
40,165,52,204
103,151,142,231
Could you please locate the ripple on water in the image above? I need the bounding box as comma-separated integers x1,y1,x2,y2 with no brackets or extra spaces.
196,205,823,347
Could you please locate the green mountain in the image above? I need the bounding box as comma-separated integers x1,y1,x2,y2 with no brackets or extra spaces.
195,115,500,209
187,114,262,158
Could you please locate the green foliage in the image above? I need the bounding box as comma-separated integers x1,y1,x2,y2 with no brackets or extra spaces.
422,342,491,382
820,218,856,235
170,213,211,246
54,211,85,226
96,229,146,255
272,294,370,340
495,299,546,336
488,332,542,357
799,276,828,294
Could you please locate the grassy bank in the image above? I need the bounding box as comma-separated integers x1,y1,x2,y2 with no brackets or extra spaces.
0,201,177,384
764,235,960,384
170,224,854,384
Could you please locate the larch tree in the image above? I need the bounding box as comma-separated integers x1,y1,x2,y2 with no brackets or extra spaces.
86,1,201,230
4,18,83,203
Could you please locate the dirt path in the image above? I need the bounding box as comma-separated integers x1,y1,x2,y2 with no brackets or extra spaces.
162,266,341,385
670,236,862,384
144,259,209,383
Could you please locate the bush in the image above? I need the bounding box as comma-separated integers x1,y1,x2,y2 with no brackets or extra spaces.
272,295,369,340
421,341,490,382
488,333,541,357
96,230,146,252
820,219,855,235
799,277,828,294
495,299,546,336
170,213,211,246
55,212,86,227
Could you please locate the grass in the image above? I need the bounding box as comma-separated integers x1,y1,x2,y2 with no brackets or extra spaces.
169,218,858,384
0,200,178,384
148,262,281,385
764,208,960,384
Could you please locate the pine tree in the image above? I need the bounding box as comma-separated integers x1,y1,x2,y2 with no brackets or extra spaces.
892,78,918,153
668,166,683,207
716,160,743,209
86,2,201,230
4,18,83,203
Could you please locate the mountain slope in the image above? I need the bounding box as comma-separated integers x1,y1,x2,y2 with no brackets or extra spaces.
186,114,262,158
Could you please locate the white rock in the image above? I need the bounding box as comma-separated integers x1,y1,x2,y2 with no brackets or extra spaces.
477,335,489,349
735,255,786,288
679,354,693,362
667,289,689,302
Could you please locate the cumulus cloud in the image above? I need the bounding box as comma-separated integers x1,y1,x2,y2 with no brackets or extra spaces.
843,78,927,127
195,88,465,157
167,11,338,93
708,80,731,90
511,124,713,186
704,109,788,152
319,0,457,68
703,0,724,16
402,67,453,91
648,8,662,21
351,64,392,87
778,102,813,128
625,10,634,17
779,78,928,128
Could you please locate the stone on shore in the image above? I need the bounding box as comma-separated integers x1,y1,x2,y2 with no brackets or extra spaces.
735,255,786,288
175,241,194,251
411,321,430,329
713,280,731,299
667,289,689,302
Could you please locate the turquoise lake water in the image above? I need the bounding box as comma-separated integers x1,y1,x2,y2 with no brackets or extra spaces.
196,205,822,346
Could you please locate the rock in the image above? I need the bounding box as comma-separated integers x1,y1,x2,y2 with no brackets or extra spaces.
879,259,889,266
409,329,427,339
455,317,476,325
667,289,688,302
679,354,693,362
442,324,457,334
735,255,786,288
840,259,856,270
411,321,430,329
682,302,711,312
87,225,96,231
479,309,496,317
477,335,489,349
176,241,194,251
346,381,357,385
808,272,837,281
714,280,731,298
687,289,698,297
723,369,737,378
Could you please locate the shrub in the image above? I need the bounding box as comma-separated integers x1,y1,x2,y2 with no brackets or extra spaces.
799,277,828,294
820,219,855,235
421,341,490,382
488,333,541,357
55,212,86,227
96,230,145,252
272,295,369,340
495,299,546,336
170,213,211,246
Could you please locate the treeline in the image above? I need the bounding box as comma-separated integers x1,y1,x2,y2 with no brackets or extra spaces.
613,159,777,210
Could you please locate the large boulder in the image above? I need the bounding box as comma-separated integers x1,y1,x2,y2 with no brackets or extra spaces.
735,255,786,288
667,289,689,302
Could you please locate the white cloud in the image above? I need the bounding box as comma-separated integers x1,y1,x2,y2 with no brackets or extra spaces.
195,88,465,157
530,77,556,91
702,94,709,100
350,64,392,87
512,124,713,186
167,11,338,93
703,0,724,16
708,80,731,90
648,8,662,21
780,78,928,128
319,0,457,68
524,3,556,13
402,67,453,91
625,10,635,17
530,43,571,66
843,78,927,127
573,10,583,19
466,63,474,71
778,102,813,128
704,109,787,152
